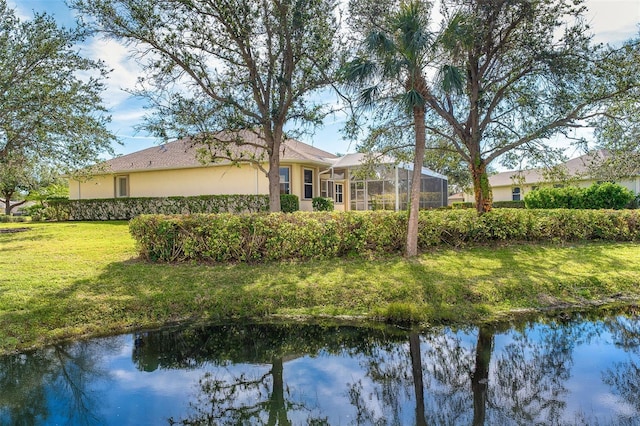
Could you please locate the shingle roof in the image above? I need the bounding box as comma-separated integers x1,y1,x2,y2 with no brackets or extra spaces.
329,152,396,168
102,131,338,174
489,150,609,187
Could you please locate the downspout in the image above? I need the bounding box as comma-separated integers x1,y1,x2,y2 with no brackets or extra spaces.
78,180,81,200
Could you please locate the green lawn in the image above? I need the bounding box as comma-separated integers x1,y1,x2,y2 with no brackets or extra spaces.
1,221,640,354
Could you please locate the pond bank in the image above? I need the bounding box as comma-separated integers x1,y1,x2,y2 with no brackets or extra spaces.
2,221,640,354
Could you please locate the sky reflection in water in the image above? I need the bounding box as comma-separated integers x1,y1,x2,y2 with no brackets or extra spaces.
1,313,640,425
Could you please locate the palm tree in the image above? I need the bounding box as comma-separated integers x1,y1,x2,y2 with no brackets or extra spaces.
343,0,435,257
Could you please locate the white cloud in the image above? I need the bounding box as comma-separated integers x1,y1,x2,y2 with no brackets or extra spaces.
82,37,144,108
585,0,640,44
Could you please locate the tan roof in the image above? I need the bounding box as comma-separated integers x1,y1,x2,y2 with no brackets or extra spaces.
103,131,338,174
489,150,609,187
329,152,396,168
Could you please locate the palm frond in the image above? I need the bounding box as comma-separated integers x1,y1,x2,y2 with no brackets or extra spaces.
359,85,380,108
439,64,465,94
342,57,378,84
401,88,426,111
438,11,474,59
365,30,397,57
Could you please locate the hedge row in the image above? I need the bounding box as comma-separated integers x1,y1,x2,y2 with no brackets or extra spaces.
451,200,525,209
524,183,634,210
129,209,640,262
48,195,273,221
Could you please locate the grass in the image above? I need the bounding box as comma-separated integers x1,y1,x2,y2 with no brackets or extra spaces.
2,220,640,354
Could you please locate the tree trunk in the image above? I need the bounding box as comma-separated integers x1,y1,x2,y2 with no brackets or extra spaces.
409,332,427,426
267,129,283,213
471,326,493,426
2,190,17,215
268,357,290,426
406,106,427,257
471,154,492,214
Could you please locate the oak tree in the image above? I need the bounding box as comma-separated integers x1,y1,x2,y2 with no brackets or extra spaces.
347,0,639,216
73,0,340,212
0,0,116,207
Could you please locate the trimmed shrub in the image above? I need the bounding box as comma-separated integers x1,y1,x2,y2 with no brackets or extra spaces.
493,200,525,209
628,194,640,209
312,197,334,211
524,183,634,210
452,202,473,209
130,209,640,263
0,214,28,223
582,182,634,210
280,194,299,213
48,194,270,221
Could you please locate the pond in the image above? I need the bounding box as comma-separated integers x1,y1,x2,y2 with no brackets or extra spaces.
1,311,640,425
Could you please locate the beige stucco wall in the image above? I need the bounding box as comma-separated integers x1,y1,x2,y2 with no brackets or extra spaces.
69,174,114,200
69,162,329,212
70,164,269,200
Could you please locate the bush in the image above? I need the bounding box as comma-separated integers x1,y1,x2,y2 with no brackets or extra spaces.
0,214,27,223
130,209,640,263
312,197,334,211
493,200,525,209
582,182,634,210
452,202,473,209
280,194,299,213
628,194,640,209
524,183,634,210
47,194,270,221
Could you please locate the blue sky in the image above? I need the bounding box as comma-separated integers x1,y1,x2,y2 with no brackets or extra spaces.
9,0,640,159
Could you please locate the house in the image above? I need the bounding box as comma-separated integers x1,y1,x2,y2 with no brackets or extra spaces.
69,133,448,212
447,192,466,205
473,150,640,203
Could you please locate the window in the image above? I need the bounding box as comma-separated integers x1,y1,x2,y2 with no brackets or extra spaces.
303,169,313,199
512,187,521,201
322,179,336,199
335,183,344,204
115,175,129,198
279,167,290,194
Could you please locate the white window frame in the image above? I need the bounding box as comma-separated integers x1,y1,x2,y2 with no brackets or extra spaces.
303,168,314,200
115,175,129,198
321,179,329,198
279,166,291,195
512,187,521,201
335,183,344,204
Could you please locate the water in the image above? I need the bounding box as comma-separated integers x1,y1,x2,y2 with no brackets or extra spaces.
1,313,640,425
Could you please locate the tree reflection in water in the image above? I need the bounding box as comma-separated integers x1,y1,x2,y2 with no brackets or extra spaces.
1,312,640,425
603,311,640,423
131,323,409,425
0,339,118,425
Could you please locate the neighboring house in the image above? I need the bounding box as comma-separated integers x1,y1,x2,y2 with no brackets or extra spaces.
447,192,466,205
69,134,448,212
467,150,640,203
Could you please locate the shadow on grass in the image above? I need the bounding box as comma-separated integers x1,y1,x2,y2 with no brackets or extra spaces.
407,242,637,315
0,225,55,243
2,241,639,353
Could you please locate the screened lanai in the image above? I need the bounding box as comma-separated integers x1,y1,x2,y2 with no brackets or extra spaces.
320,153,448,212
